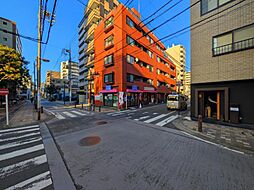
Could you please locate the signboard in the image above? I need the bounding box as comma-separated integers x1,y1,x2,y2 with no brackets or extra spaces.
118,92,124,106
106,85,112,91
79,95,85,103
0,88,9,96
132,85,138,91
144,87,154,91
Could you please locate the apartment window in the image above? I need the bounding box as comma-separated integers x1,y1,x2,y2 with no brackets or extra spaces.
104,73,114,83
213,24,254,56
127,74,134,82
3,21,7,25
147,50,153,58
156,56,161,63
126,35,135,46
105,16,114,30
127,54,135,64
3,37,7,41
105,35,114,49
104,54,114,66
201,0,232,15
126,16,135,28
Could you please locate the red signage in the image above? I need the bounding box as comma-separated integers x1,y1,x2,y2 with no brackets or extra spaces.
0,88,9,96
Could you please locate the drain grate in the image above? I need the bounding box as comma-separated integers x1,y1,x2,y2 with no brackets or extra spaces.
96,121,108,125
79,136,101,146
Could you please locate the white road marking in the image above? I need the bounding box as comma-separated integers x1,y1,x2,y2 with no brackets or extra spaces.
71,110,86,116
134,116,150,121
5,171,52,190
0,125,39,133
0,155,47,178
0,132,40,143
0,137,42,151
153,113,158,115
0,144,44,162
142,112,149,114
63,111,77,118
56,113,65,120
0,128,40,137
144,113,170,123
156,115,178,127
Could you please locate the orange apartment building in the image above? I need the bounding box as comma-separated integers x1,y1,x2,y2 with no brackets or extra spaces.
93,4,176,108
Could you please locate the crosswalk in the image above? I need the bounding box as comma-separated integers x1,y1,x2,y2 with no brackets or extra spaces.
0,125,53,190
45,108,94,120
106,110,178,127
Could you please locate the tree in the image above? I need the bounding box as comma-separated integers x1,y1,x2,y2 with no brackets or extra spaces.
45,84,57,97
0,44,30,99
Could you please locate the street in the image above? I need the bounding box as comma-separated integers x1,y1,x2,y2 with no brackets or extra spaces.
42,101,254,190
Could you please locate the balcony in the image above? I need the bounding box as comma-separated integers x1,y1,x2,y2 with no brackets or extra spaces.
86,40,94,55
85,23,96,42
87,8,100,26
87,0,100,10
86,54,95,68
213,37,254,56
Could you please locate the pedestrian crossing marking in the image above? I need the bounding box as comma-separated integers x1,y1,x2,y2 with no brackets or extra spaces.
0,137,42,151
71,110,86,116
144,113,170,123
0,132,40,143
56,112,65,120
0,128,40,137
0,144,44,162
63,111,77,118
134,116,150,121
155,115,178,127
153,113,158,115
4,171,52,190
0,125,39,133
0,155,47,178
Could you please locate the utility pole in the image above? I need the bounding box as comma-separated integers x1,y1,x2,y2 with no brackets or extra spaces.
64,49,72,104
37,0,42,120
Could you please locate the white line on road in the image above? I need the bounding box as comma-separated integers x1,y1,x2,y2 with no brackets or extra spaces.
0,155,47,178
134,116,150,121
153,113,159,115
156,115,178,127
0,132,40,143
0,144,44,162
0,128,40,137
142,112,149,114
71,110,86,116
0,125,39,133
56,113,65,120
144,113,170,123
4,171,52,190
0,137,42,151
62,111,77,118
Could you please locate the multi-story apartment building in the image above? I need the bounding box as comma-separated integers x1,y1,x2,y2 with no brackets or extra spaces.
0,17,22,54
166,44,186,94
185,71,191,98
191,0,254,125
46,71,60,85
78,0,119,95
93,4,176,108
60,60,79,95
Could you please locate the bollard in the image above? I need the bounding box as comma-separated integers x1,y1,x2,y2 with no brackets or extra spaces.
198,115,202,132
82,103,83,109
99,106,101,112
75,103,76,108
41,106,44,114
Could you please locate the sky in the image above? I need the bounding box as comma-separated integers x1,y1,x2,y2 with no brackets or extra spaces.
0,0,190,82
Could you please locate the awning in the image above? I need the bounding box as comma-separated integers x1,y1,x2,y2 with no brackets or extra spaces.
126,89,142,93
99,89,118,93
143,90,157,93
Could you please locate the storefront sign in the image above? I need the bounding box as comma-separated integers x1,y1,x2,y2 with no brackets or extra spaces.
119,92,124,106
106,85,112,90
144,87,154,91
0,88,9,95
95,95,101,101
132,85,138,91
79,95,85,103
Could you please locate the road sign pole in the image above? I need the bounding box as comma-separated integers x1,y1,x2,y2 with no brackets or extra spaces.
5,94,9,125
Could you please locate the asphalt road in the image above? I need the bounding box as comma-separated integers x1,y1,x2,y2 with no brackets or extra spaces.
44,101,254,190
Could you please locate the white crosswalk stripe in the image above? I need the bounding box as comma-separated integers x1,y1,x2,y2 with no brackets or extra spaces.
0,125,53,190
155,115,179,127
144,113,170,123
134,116,150,121
71,110,86,116
62,111,77,118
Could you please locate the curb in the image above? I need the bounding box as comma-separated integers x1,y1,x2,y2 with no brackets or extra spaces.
40,122,76,190
172,117,254,155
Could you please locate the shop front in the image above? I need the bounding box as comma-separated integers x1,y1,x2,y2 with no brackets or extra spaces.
143,87,157,105
100,89,118,107
126,89,142,107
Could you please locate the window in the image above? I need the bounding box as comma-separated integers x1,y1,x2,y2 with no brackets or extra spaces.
213,24,254,56
105,35,114,48
104,73,114,83
201,0,232,15
156,56,161,63
105,16,114,30
3,21,7,25
126,16,135,28
127,54,135,64
104,54,114,66
147,50,153,58
127,74,134,82
126,35,135,46
3,37,7,41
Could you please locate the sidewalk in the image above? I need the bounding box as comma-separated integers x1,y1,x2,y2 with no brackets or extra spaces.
0,101,54,128
173,116,254,154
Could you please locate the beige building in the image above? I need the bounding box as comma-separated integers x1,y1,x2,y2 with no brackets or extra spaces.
46,71,60,85
185,71,191,98
78,0,119,97
191,0,254,125
166,44,186,94
0,17,22,54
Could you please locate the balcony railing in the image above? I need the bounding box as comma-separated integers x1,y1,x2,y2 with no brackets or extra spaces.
213,37,254,56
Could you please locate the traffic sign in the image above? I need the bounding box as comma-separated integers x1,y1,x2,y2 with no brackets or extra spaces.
0,88,9,96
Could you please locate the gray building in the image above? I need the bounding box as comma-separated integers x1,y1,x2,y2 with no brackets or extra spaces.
191,0,254,126
0,17,22,54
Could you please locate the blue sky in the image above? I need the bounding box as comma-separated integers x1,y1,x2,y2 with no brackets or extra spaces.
0,0,190,82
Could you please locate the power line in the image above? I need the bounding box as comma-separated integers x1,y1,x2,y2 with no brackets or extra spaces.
0,28,39,43
41,0,49,38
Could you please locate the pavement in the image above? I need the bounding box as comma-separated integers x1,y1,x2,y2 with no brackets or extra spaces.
173,116,254,154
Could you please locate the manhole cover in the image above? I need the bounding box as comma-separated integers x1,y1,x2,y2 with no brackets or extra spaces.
79,136,101,146
96,121,108,125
